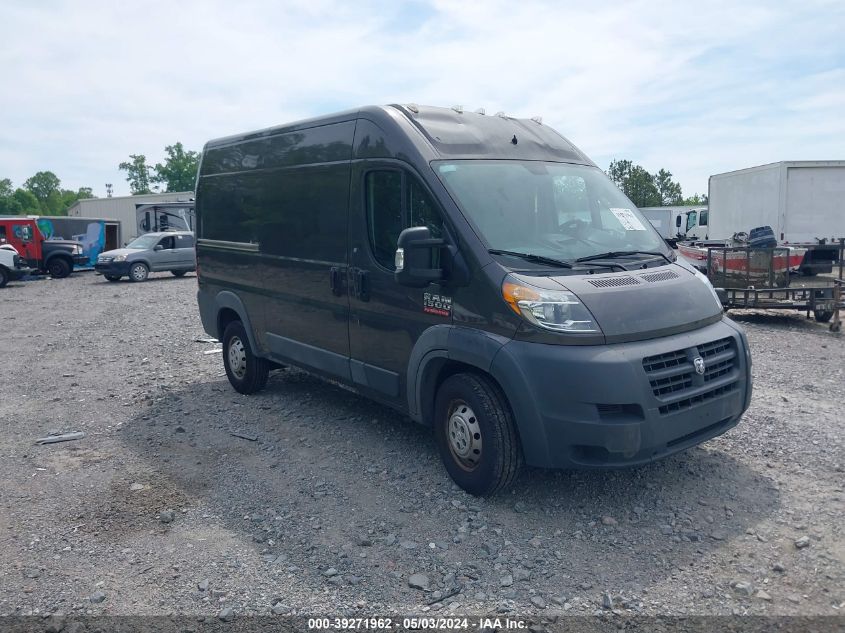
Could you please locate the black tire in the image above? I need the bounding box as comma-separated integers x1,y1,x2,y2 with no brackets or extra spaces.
814,309,833,323
434,372,522,496
171,270,188,277
47,257,71,278
0,267,8,288
222,320,269,394
129,262,149,282
104,275,121,282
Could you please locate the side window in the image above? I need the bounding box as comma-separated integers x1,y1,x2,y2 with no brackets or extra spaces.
699,210,708,226
179,234,195,248
14,224,33,241
408,179,443,239
159,236,175,250
686,211,698,232
366,171,403,270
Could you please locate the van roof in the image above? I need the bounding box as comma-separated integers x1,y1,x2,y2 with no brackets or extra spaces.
203,104,594,165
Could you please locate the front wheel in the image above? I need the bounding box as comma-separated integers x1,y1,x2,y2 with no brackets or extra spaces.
434,373,522,496
47,257,71,278
129,262,149,282
222,321,269,394
171,270,188,277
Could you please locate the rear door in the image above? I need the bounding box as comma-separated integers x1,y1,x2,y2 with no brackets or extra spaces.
347,162,451,405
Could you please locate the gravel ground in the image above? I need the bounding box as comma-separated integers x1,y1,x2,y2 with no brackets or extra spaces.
1,271,843,619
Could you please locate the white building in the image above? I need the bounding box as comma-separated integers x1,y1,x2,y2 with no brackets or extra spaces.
66,191,193,243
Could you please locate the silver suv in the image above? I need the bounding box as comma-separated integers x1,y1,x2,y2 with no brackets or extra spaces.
95,231,196,282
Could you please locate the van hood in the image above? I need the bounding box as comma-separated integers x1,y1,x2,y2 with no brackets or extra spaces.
526,263,724,343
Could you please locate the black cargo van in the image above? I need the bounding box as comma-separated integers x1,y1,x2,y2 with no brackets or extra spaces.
196,105,751,495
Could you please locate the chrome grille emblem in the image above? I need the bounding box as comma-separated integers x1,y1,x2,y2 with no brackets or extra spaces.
693,357,706,375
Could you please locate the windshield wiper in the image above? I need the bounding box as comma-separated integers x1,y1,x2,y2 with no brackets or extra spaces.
576,250,673,264
488,249,573,269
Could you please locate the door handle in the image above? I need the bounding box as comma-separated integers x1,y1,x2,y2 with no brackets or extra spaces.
329,266,342,296
355,269,370,302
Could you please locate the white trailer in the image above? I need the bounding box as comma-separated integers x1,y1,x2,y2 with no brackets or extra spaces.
705,161,845,243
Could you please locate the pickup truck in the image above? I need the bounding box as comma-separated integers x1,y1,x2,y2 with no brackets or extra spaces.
0,217,88,277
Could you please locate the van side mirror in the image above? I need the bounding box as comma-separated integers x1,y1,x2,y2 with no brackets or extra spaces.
395,226,445,288
154,244,164,251
675,215,682,228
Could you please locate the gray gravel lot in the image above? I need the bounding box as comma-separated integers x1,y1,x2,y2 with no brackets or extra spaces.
0,271,843,618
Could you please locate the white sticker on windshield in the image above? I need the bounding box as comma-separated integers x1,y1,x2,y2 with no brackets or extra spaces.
609,208,647,231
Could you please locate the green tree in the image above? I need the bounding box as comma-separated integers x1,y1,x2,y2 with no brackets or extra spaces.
683,193,709,205
655,169,683,205
0,178,22,215
24,171,61,204
606,159,661,207
153,142,200,192
13,188,40,213
119,154,154,195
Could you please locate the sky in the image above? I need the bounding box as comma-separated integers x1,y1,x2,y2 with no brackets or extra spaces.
1,0,843,199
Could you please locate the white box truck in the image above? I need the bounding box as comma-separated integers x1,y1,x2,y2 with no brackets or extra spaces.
678,161,845,274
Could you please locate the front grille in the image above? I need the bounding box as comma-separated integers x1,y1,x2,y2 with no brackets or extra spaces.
98,256,113,263
643,337,739,415
587,276,641,288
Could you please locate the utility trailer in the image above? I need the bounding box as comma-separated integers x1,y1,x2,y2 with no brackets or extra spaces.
705,240,845,331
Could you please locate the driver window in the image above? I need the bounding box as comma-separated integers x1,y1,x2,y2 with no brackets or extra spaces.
408,179,443,239
159,236,175,250
686,211,698,232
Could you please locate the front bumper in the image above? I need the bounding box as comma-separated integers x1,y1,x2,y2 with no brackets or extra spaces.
94,261,131,275
491,318,751,469
9,266,34,280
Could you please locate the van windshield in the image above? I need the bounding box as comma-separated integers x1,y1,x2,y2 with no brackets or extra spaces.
434,161,669,264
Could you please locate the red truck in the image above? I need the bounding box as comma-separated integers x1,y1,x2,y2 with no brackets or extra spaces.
0,217,88,278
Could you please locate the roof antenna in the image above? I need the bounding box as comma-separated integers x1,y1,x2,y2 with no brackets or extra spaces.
531,116,543,125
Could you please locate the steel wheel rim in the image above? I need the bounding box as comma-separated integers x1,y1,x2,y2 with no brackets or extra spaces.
131,265,146,281
447,400,482,471
228,336,247,379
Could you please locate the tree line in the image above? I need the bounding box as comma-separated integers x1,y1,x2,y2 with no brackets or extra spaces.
0,173,94,216
606,159,708,207
0,142,201,217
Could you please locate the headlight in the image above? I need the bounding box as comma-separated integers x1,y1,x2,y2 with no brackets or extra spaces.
113,254,127,262
74,245,84,255
502,276,600,333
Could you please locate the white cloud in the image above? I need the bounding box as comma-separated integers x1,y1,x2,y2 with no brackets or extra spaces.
0,0,843,197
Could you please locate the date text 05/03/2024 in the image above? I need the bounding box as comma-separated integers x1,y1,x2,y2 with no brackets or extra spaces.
307,617,527,630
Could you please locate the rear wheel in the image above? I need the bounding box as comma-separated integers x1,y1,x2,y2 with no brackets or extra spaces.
434,373,522,496
129,262,149,282
47,257,71,278
104,275,121,282
0,267,8,288
171,270,188,277
814,309,833,323
222,320,269,394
